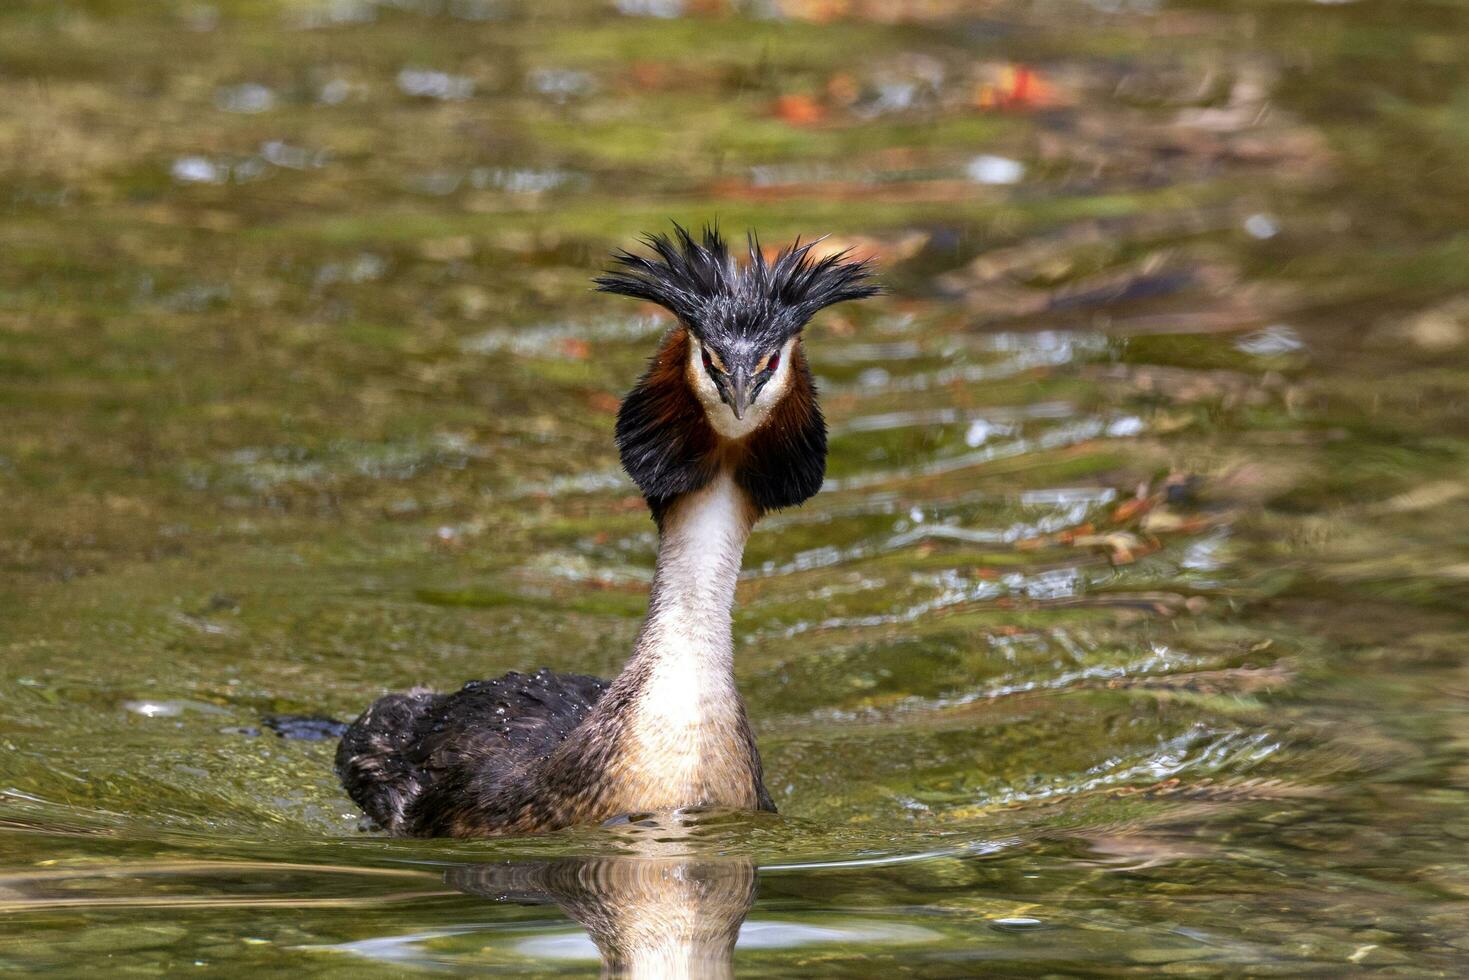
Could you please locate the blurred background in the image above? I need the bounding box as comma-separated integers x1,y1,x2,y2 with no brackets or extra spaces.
2,0,1468,974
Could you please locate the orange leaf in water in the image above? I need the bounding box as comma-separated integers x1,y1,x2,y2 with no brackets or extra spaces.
558,338,591,360
773,93,826,125
826,72,860,106
973,63,1065,111
1112,497,1153,523
586,391,621,414
628,62,667,90
1057,522,1096,543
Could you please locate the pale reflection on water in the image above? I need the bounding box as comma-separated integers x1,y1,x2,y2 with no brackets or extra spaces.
449,854,755,978
302,811,947,975
322,854,936,977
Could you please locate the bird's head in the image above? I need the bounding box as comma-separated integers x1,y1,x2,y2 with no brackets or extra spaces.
597,225,879,521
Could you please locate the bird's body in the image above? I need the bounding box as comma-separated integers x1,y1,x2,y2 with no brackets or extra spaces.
335,668,611,836
336,227,877,837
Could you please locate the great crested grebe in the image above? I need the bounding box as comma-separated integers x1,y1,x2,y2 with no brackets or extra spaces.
335,226,878,837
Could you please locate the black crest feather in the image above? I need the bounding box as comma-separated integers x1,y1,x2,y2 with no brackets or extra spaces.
595,224,880,346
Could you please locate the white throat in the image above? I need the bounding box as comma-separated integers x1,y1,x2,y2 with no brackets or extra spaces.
686,335,797,439
624,471,753,787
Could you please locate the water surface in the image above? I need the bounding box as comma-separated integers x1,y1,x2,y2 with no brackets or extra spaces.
2,0,1468,974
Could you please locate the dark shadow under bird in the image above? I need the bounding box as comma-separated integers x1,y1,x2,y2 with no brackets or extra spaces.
333,227,878,837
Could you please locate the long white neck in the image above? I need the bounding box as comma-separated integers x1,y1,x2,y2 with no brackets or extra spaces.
631,471,753,705
570,470,759,811
554,469,763,815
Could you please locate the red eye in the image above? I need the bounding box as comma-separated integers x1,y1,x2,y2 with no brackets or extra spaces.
701,348,714,371
767,351,780,373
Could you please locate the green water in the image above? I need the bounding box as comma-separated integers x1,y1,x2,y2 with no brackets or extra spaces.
3,0,1468,974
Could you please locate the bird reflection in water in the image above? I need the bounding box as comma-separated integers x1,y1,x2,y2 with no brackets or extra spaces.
449,810,757,979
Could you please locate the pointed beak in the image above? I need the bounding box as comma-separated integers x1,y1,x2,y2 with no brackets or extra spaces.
728,366,753,420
